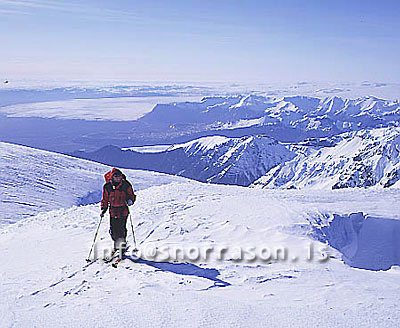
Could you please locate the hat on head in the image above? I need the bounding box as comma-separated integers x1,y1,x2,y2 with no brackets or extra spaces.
112,168,122,177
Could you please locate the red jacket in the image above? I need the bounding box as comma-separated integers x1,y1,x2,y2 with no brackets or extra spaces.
101,169,136,218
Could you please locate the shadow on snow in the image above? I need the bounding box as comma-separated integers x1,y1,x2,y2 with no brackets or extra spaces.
125,256,231,290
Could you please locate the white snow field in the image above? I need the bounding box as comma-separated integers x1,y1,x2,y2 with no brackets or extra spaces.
0,142,183,226
0,143,399,327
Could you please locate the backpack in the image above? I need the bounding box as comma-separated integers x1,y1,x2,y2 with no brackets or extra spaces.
104,168,127,183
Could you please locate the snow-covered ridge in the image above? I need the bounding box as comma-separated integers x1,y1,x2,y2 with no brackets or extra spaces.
252,127,400,190
170,135,231,153
76,135,296,186
124,136,232,154
123,144,173,153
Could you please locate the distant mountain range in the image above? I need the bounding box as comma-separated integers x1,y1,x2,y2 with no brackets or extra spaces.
71,95,400,190
2,90,398,190
2,93,400,153
140,95,400,142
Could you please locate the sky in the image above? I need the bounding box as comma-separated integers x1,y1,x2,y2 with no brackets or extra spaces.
0,0,399,83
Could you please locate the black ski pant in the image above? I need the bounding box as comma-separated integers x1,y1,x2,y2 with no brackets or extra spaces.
109,215,128,250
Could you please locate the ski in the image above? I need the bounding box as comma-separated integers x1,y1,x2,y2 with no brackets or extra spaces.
110,246,129,268
111,250,127,268
112,257,122,268
111,246,139,268
103,249,118,263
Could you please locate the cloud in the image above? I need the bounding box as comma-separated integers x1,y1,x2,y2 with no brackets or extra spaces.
0,7,31,15
0,0,141,22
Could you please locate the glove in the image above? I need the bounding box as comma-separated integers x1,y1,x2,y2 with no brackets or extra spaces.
100,209,107,218
127,199,134,206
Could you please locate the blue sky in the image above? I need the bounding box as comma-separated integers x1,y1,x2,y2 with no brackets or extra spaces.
0,0,399,83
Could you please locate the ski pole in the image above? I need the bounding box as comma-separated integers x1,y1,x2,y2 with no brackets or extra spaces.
129,213,138,252
86,214,104,262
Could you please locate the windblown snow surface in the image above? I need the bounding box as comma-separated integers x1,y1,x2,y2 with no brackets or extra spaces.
1,143,400,327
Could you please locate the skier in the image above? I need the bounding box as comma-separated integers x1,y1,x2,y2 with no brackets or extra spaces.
100,168,136,256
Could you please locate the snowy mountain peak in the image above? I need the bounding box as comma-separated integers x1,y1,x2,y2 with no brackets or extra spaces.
252,127,400,190
171,135,231,154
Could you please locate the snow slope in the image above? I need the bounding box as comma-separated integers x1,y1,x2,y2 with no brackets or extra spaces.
0,142,185,226
75,135,296,186
1,180,400,327
1,142,400,327
252,127,400,190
